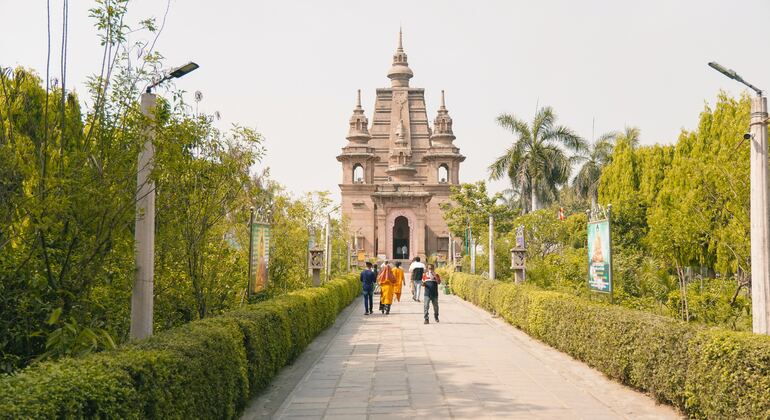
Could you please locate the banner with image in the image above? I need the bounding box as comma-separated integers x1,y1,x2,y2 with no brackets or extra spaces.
249,222,270,293
587,219,612,293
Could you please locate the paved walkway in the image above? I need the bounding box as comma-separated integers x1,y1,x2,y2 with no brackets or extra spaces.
244,291,680,419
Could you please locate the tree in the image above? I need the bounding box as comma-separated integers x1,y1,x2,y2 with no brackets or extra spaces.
572,131,617,209
439,181,516,247
647,93,751,321
0,2,274,370
615,126,641,149
490,106,586,212
154,117,264,320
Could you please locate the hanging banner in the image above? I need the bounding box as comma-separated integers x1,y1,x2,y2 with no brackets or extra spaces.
587,219,612,293
249,222,270,293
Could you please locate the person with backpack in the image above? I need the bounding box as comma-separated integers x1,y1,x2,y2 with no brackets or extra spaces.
422,264,441,324
408,256,426,302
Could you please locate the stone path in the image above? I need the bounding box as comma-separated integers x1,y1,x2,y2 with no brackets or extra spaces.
244,291,681,419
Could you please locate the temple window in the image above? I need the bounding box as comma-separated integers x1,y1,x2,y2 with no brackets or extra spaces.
438,164,449,183
353,164,364,183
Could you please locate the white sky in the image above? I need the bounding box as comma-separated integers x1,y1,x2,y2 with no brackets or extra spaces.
2,0,769,200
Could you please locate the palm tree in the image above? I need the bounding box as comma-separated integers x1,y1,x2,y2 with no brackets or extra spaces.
616,126,641,148
489,106,586,212
572,131,617,210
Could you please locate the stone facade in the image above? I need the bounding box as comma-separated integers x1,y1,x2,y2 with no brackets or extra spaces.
337,31,464,263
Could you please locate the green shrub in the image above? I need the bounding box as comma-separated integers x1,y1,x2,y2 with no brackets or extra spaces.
450,272,770,419
0,275,361,419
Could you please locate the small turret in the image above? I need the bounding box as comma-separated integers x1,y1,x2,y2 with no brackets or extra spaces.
346,89,371,144
430,90,455,146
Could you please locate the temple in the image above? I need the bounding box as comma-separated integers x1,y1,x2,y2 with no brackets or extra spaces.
337,30,465,263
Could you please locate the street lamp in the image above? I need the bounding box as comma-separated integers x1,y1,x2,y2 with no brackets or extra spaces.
131,61,199,340
708,62,762,95
708,61,770,335
146,61,199,93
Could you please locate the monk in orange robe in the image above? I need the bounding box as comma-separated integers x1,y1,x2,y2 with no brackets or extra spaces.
392,261,406,302
377,262,396,314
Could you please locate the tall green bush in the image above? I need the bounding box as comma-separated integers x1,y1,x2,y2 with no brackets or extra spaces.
451,272,770,419
0,275,360,419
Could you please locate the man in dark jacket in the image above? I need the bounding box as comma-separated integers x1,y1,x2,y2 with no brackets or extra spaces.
360,262,376,315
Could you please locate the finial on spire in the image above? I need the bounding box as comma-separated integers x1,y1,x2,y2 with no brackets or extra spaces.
356,89,362,108
441,90,446,109
388,28,413,87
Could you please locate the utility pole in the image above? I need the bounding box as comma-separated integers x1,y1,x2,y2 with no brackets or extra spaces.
470,238,476,275
488,214,495,279
247,207,255,297
467,216,476,274
708,62,770,334
130,91,156,340
325,213,332,280
130,62,198,340
750,94,770,334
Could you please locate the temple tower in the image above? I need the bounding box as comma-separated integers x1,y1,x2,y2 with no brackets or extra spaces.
338,31,465,263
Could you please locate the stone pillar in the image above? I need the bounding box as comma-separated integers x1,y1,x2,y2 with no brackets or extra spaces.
309,247,324,287
376,206,387,259
416,206,427,259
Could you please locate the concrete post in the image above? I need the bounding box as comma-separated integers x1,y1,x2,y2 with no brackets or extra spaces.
489,215,495,280
470,238,476,274
247,207,255,296
325,214,332,279
130,92,156,340
750,95,770,334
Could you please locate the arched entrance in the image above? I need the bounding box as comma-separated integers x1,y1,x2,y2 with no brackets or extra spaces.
393,216,410,260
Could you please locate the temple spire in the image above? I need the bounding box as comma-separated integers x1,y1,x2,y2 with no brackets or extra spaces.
356,89,362,109
387,28,413,88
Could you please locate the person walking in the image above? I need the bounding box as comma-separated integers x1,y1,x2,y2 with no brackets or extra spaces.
392,261,406,302
408,256,426,302
422,264,441,324
377,261,396,314
360,262,376,315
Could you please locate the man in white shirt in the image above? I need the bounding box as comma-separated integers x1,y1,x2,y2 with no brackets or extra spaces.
408,256,426,302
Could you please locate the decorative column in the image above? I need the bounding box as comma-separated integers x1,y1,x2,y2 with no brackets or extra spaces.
309,247,324,287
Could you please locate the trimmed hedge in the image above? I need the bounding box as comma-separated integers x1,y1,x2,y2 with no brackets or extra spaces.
0,276,360,419
450,272,770,419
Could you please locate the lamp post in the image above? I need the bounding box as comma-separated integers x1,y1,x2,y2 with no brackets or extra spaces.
130,62,199,340
326,213,332,279
708,61,770,334
488,214,495,280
